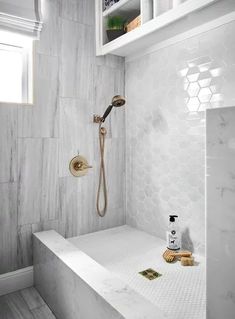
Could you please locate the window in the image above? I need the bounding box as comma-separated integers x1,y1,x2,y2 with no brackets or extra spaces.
0,30,33,104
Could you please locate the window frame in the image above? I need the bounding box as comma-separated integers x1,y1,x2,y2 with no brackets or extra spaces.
0,32,33,105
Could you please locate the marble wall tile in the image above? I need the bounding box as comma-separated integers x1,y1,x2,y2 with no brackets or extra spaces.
60,19,95,99
59,173,125,238
17,220,65,270
18,139,42,225
60,0,95,26
0,106,17,183
41,139,59,221
125,21,235,254
59,177,97,237
17,224,34,269
32,220,66,238
207,106,235,319
103,138,125,211
59,97,94,177
0,183,17,274
35,0,62,57
0,0,125,275
18,138,59,225
18,54,59,138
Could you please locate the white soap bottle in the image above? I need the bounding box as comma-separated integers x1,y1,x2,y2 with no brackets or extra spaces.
166,215,181,251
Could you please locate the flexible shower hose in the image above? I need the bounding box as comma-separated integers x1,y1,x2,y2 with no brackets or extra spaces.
96,122,108,217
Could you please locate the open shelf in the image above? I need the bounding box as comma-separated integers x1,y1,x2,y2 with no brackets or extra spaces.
103,0,140,17
96,0,234,57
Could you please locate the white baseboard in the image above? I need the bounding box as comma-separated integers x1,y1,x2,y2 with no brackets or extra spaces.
0,266,34,296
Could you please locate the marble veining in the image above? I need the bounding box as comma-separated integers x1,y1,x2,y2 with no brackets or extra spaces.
207,106,235,319
0,183,17,273
34,230,165,319
125,21,235,255
0,0,125,274
70,226,206,319
0,105,17,183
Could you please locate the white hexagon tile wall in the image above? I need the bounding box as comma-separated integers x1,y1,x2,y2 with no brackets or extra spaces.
125,21,235,255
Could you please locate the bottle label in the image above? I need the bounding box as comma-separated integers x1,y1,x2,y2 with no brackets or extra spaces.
167,230,180,250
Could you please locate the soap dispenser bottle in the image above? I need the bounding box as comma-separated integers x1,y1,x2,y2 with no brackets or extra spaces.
167,215,181,251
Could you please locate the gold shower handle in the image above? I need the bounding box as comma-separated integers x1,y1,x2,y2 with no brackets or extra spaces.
74,161,92,171
69,155,92,177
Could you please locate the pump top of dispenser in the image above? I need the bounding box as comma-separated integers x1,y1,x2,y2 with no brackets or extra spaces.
169,215,178,222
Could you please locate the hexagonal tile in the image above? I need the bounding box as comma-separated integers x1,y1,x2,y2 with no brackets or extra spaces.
198,87,212,103
183,78,189,90
187,97,200,112
187,82,200,97
209,62,223,77
187,66,200,82
198,62,211,72
192,56,211,66
187,59,197,68
179,67,189,77
198,71,212,87
210,77,224,93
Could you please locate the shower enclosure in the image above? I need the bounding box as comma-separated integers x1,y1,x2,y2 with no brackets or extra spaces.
33,106,235,319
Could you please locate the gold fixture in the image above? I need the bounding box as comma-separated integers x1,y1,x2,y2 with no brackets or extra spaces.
93,115,103,123
139,268,162,280
69,155,92,177
93,95,126,218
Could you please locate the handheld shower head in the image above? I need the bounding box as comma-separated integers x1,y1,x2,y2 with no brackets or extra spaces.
111,95,126,107
101,95,126,122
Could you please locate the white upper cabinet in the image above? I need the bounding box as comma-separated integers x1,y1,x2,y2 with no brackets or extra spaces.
95,0,235,58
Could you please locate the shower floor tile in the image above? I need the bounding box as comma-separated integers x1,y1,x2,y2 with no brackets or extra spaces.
69,225,206,319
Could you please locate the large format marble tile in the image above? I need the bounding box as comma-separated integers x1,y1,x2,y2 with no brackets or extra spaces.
18,138,59,226
18,54,59,138
0,0,126,277
93,65,125,141
207,106,235,319
35,0,61,57
17,139,42,225
60,0,95,26
59,97,93,177
0,106,17,183
0,183,17,274
60,19,95,99
40,139,59,221
100,138,125,210
59,177,96,237
17,224,34,269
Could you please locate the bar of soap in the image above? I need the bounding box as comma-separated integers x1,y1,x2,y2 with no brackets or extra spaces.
181,256,194,266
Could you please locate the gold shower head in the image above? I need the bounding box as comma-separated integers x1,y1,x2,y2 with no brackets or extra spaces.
101,95,126,122
111,95,126,107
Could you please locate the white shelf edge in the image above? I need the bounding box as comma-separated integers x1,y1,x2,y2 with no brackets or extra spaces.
99,0,218,55
126,11,235,61
103,0,136,17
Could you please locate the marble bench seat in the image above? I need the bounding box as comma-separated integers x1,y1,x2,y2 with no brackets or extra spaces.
33,229,165,319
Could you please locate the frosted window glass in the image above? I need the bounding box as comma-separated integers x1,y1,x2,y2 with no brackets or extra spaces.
0,47,23,103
